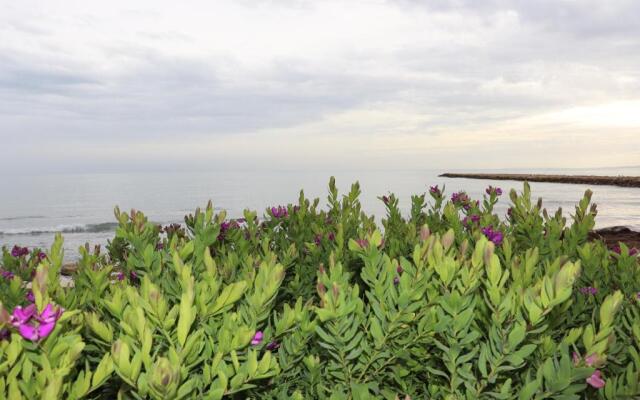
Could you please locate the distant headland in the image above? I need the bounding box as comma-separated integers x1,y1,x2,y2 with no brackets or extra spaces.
439,173,640,188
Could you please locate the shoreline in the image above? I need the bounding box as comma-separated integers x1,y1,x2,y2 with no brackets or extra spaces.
439,173,640,188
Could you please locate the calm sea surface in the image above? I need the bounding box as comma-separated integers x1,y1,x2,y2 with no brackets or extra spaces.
1,168,639,260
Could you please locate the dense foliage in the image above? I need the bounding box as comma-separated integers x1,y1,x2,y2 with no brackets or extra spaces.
1,178,640,399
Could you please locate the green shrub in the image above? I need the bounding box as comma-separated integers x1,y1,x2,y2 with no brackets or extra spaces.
1,179,639,399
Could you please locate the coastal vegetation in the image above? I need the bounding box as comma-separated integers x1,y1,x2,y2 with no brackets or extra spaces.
1,179,639,399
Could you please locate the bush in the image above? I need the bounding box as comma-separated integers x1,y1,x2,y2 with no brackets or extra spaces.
1,178,639,399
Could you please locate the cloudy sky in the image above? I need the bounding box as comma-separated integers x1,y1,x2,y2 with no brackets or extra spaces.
1,0,639,174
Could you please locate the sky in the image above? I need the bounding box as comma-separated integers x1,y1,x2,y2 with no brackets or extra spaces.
1,0,639,174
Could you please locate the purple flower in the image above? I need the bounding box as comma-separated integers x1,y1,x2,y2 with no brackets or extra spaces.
116,272,126,281
36,251,47,262
25,290,35,303
270,206,288,219
1,269,14,280
481,227,504,245
630,248,639,256
251,331,263,346
451,191,470,205
580,287,598,296
486,186,503,196
266,341,280,351
396,265,403,275
429,185,441,196
586,370,605,389
463,214,480,226
314,235,322,246
10,303,63,341
328,232,336,241
356,239,369,249
11,246,29,258
156,242,164,251
382,195,389,205
0,329,9,341
393,276,400,285
130,271,139,284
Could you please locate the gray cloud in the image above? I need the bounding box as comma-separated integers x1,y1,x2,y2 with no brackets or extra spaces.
0,0,639,172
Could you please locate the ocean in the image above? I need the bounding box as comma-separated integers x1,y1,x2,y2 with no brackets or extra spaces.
1,168,639,260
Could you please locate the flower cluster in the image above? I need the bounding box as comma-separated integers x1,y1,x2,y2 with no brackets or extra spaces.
270,206,288,219
481,227,504,245
0,269,14,280
451,191,470,206
10,304,63,341
10,245,30,258
612,245,639,256
486,186,503,196
462,214,480,226
218,220,240,241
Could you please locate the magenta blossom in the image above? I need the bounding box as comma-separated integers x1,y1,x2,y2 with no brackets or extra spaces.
356,239,369,249
486,186,503,196
481,227,504,245
11,304,63,341
586,370,605,389
328,232,336,241
429,185,441,196
25,290,35,303
251,331,263,346
314,235,322,246
116,272,126,281
396,265,403,275
580,287,598,296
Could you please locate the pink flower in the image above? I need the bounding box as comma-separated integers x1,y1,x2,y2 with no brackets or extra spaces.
584,353,598,367
251,331,263,346
11,304,63,341
586,370,605,389
356,239,369,249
